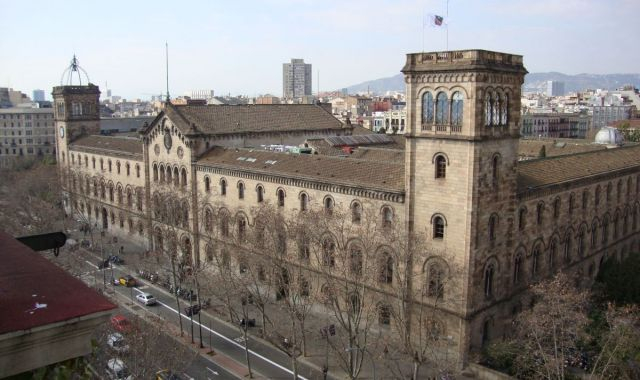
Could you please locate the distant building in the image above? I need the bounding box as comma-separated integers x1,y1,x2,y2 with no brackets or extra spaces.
0,88,30,108
0,107,56,166
283,59,312,99
546,80,565,96
521,112,591,139
187,90,215,100
591,105,633,129
32,89,45,102
255,95,280,105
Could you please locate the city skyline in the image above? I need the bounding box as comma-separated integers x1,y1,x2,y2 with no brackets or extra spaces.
1,0,638,100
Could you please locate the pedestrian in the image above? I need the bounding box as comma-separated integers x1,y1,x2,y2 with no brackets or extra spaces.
119,246,124,255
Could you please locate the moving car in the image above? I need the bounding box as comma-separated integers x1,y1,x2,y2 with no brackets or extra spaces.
156,369,186,380
107,332,130,353
136,292,157,306
110,314,132,333
106,358,133,380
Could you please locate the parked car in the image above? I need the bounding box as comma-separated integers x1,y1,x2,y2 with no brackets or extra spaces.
239,318,256,327
98,259,111,269
184,304,200,316
110,314,132,333
109,255,124,264
107,332,130,353
118,275,136,287
106,358,133,380
136,292,157,306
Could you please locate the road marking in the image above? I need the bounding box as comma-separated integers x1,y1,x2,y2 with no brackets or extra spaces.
156,299,309,380
234,336,245,343
206,367,219,376
85,260,98,269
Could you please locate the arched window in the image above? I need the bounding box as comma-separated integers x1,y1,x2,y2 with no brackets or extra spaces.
108,160,112,172
84,156,88,167
569,193,575,215
204,209,213,232
578,227,586,256
378,304,391,325
220,213,229,237
136,164,140,178
166,166,172,183
602,216,609,244
484,263,495,298
297,232,310,260
532,245,541,276
351,201,362,224
220,179,227,196
379,251,393,284
492,155,499,181
382,206,393,228
181,168,187,188
116,186,123,204
553,198,561,219
606,182,612,203
435,92,449,125
173,167,179,187
500,94,509,125
116,161,121,174
108,184,114,202
159,164,165,182
591,222,598,247
582,190,588,210
422,92,434,125
349,245,363,277
564,233,573,262
518,208,526,231
435,155,446,178
595,186,601,206
238,182,245,199
324,196,334,214
536,202,544,225
549,238,557,270
92,157,96,169
513,253,523,284
204,176,210,193
322,238,335,267
256,185,264,203
299,192,308,211
126,188,133,208
100,158,104,170
427,263,444,299
489,214,497,241
485,92,493,126
492,93,501,125
433,216,445,239
125,163,130,176
451,91,463,127
277,189,285,207
237,216,247,241
153,164,158,182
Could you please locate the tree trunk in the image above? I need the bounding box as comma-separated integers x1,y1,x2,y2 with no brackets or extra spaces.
170,256,183,336
243,325,253,378
412,359,420,380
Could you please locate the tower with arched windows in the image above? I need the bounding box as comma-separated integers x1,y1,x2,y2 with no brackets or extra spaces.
402,50,527,359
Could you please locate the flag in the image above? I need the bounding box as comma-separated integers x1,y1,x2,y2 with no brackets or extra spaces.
433,15,443,26
425,13,445,27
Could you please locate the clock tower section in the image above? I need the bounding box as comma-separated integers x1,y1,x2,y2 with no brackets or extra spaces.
52,56,101,199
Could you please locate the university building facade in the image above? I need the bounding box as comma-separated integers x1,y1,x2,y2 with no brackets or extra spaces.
53,50,640,364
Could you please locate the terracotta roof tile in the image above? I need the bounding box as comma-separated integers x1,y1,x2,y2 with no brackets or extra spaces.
165,103,344,135
196,147,405,193
518,145,640,192
70,135,143,157
518,139,607,159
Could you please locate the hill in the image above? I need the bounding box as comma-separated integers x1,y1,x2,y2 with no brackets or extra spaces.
345,72,640,95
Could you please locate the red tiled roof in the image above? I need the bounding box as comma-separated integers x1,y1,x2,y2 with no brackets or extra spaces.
0,231,116,335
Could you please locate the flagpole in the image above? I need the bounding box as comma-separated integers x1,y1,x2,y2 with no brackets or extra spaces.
422,6,425,53
446,0,449,51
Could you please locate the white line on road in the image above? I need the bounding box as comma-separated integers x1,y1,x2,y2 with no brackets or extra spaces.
206,367,219,376
153,296,308,380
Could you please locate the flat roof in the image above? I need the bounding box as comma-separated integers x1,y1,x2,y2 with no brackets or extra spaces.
0,231,116,335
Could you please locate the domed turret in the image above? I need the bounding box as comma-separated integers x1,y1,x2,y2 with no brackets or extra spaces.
594,126,624,147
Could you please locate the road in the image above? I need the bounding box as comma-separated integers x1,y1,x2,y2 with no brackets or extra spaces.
83,255,322,380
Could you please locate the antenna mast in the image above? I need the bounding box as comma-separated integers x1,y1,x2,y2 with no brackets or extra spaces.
165,42,170,102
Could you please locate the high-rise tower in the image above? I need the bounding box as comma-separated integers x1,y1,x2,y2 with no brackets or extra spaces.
282,58,312,99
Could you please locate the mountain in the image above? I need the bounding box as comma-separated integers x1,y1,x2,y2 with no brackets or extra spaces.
345,73,640,95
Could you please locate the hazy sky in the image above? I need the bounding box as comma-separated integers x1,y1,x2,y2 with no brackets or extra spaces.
1,0,638,100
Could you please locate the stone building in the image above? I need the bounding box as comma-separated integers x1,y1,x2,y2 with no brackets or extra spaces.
54,50,640,366
0,107,56,166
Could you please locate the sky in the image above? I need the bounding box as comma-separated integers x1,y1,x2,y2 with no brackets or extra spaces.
1,0,638,100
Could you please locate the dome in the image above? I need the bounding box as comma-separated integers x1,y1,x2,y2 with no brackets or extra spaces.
594,126,624,146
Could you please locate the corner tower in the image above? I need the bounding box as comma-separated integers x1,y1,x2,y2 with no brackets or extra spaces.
52,56,100,200
402,50,527,357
